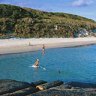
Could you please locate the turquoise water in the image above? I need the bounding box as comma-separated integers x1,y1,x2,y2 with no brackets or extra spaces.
0,45,96,83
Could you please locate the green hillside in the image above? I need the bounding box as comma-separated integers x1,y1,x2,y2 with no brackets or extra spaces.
0,4,96,38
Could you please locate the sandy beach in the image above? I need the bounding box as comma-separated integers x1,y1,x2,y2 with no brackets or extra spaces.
0,37,96,54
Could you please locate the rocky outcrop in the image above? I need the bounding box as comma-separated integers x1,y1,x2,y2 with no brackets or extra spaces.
2,87,38,96
28,89,96,96
1,80,96,96
36,80,63,90
0,79,47,96
0,79,31,95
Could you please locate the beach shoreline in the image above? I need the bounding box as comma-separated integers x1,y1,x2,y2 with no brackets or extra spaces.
0,37,96,55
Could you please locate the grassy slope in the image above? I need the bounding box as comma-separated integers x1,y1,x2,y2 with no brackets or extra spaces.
0,4,96,38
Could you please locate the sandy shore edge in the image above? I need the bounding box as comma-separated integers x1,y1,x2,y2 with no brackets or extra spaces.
0,37,96,55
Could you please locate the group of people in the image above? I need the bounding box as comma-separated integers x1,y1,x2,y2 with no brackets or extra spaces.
33,44,61,74
33,44,45,67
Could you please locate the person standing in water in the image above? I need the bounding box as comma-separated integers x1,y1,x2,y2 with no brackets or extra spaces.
34,59,39,67
42,44,45,55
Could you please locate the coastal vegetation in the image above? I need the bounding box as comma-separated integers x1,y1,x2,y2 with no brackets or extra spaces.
0,4,96,38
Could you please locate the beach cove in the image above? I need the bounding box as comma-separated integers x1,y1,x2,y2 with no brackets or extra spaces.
0,38,96,95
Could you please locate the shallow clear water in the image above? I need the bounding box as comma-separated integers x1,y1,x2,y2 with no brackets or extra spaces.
0,45,96,83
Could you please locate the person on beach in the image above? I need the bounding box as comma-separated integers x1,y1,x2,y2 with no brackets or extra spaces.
29,42,31,46
34,59,39,67
42,44,45,54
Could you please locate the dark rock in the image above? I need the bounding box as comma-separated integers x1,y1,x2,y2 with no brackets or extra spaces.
50,84,72,90
1,80,96,96
67,82,96,88
28,89,96,96
31,80,47,87
36,80,63,90
2,87,39,96
0,79,31,95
